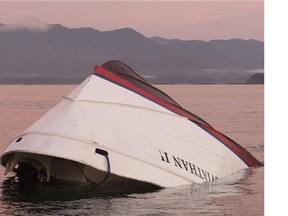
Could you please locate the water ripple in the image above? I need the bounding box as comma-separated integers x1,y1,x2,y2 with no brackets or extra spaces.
0,101,55,109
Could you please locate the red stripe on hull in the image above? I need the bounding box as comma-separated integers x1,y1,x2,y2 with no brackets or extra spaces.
195,122,262,167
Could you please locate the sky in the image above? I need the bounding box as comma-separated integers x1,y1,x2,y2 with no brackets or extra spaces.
0,1,264,41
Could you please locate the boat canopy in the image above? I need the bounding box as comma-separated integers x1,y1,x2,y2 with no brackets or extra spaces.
97,60,212,128
101,60,181,107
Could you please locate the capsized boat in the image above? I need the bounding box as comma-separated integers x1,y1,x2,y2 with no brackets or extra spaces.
1,60,262,188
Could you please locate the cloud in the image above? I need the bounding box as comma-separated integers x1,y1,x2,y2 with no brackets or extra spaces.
0,19,50,32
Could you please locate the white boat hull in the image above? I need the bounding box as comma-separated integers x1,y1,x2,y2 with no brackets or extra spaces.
1,61,261,188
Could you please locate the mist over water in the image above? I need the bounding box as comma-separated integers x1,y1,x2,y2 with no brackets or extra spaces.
0,85,264,215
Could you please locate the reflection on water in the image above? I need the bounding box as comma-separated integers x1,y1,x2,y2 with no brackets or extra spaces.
0,100,55,110
0,167,263,216
0,177,158,216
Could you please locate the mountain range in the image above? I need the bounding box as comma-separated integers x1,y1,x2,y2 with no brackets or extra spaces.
0,22,264,84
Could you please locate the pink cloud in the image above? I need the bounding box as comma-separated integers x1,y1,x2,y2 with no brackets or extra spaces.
0,1,263,41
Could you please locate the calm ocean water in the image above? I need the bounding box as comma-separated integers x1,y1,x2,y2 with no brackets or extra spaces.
0,85,264,215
